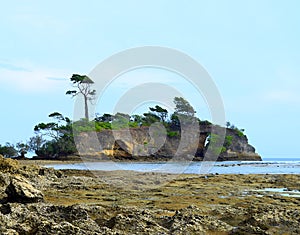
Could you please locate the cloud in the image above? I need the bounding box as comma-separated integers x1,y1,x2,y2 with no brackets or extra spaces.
264,90,300,104
0,63,71,93
0,62,31,72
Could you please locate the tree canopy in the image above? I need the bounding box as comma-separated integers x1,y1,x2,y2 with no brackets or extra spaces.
66,74,96,120
173,97,196,117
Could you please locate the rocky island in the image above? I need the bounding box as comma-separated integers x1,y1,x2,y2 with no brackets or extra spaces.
75,122,261,162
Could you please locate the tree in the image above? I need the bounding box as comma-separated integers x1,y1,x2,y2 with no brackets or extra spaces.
28,135,45,154
34,112,70,140
149,105,168,123
142,112,160,126
131,114,143,126
173,97,196,117
95,113,113,123
0,143,17,158
226,122,231,128
34,112,76,158
66,74,96,120
111,113,131,129
171,97,196,128
16,142,29,159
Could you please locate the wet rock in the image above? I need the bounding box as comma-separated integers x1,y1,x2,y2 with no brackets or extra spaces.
5,175,44,203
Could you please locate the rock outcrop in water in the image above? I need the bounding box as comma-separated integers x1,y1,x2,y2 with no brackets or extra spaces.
75,123,261,161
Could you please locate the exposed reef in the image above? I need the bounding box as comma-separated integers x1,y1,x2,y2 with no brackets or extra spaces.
1,155,300,234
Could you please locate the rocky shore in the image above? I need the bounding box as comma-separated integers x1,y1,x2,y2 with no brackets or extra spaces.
1,155,299,234
74,124,262,162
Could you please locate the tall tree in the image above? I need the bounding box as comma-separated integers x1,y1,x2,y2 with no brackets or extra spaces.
173,97,196,117
149,105,168,123
171,97,196,128
66,74,96,120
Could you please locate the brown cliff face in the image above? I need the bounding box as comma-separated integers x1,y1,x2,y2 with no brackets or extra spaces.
74,124,261,161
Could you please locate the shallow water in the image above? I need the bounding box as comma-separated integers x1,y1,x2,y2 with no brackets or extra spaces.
45,158,300,174
243,188,300,198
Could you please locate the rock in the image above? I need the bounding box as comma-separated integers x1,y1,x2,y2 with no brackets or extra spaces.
167,205,233,234
0,155,20,173
0,173,10,203
5,175,44,203
75,123,261,161
1,229,19,235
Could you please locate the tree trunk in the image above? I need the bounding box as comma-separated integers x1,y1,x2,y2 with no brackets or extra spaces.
84,96,89,120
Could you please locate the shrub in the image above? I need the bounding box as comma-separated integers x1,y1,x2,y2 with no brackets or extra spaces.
167,131,179,137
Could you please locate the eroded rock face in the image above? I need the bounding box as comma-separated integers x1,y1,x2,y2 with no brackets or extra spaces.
0,155,46,204
75,123,261,161
5,175,44,203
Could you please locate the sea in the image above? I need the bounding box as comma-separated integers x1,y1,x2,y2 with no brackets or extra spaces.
45,157,300,174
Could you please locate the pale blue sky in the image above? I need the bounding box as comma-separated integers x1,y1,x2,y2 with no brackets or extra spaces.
1,0,300,158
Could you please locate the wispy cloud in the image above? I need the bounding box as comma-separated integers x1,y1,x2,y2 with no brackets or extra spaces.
46,77,68,81
0,63,71,93
0,62,31,72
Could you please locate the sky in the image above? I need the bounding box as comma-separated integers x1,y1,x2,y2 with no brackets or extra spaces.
0,0,300,159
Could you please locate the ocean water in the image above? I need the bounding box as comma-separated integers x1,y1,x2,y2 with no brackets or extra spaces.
45,158,300,174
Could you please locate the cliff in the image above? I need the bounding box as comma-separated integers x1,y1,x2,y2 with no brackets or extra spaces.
74,123,261,161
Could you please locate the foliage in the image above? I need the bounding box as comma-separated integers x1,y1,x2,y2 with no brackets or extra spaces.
33,112,77,158
142,112,160,126
95,113,113,123
131,114,143,125
226,121,245,137
167,131,179,137
0,143,17,158
174,97,196,117
226,121,231,128
170,97,198,129
16,142,29,158
200,120,212,126
111,113,131,130
149,105,168,123
28,135,45,154
8,93,248,159
95,121,112,131
66,74,96,120
236,129,245,137
224,135,233,147
0,142,29,158
73,119,96,133
207,133,226,155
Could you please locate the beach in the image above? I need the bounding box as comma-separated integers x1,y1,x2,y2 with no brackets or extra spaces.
1,157,300,234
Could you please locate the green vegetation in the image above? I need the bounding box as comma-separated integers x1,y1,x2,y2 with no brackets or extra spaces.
1,74,248,160
66,74,96,120
226,121,245,137
0,143,17,158
149,105,168,123
33,112,76,158
167,131,179,137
